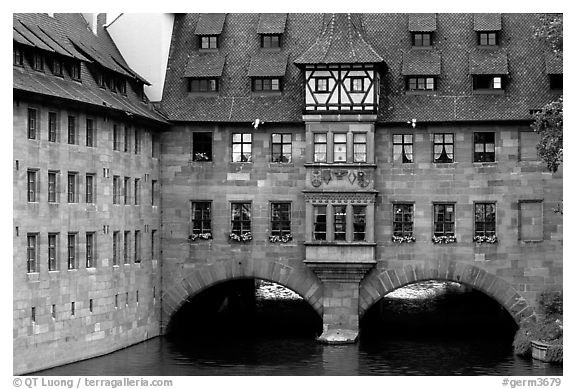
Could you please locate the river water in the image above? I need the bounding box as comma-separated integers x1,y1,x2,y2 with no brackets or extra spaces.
34,282,563,376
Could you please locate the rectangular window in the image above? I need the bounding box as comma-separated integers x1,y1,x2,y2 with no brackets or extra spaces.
27,108,37,139
123,177,130,205
232,133,252,162
189,78,219,92
113,124,120,151
271,134,292,163
152,180,158,206
86,118,95,147
124,126,130,152
134,178,140,205
550,74,563,90
519,201,543,241
350,77,365,92
353,133,367,162
33,52,44,71
393,204,414,237
27,170,37,202
433,133,454,163
313,205,327,241
151,230,157,260
231,203,252,235
193,132,213,161
124,231,130,264
48,233,58,271
519,131,539,161
67,116,76,144
192,201,212,234
333,133,347,163
200,35,218,49
474,132,496,162
134,230,141,263
473,75,503,90
113,231,120,266
117,78,127,95
85,174,95,203
353,205,366,241
478,32,498,46
475,203,496,237
434,204,455,237
32,307,36,323
13,45,23,66
113,176,121,204
48,171,58,203
70,61,81,80
406,76,436,91
252,78,282,92
67,233,76,269
412,32,432,47
333,205,347,241
97,73,106,88
53,57,63,77
86,232,95,268
313,133,327,162
271,203,291,236
315,78,329,92
134,129,141,154
48,112,57,142
71,302,75,316
51,305,56,319
261,34,281,48
67,172,77,203
393,134,414,163
27,234,38,273
89,299,93,313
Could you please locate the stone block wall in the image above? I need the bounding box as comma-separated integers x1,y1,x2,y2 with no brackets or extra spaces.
13,98,162,375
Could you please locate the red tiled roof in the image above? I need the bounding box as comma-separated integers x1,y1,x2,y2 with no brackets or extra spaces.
401,50,441,75
294,13,383,65
408,14,437,32
474,14,502,31
469,49,508,74
247,53,288,77
545,53,562,74
184,54,226,77
195,14,226,35
257,14,287,34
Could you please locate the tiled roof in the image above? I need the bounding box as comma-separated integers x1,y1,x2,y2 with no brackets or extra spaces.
257,13,287,34
408,14,437,32
13,13,165,124
545,53,562,74
195,14,226,35
474,14,502,31
184,54,226,77
469,49,508,74
294,13,383,65
247,53,288,77
401,50,441,75
161,13,561,123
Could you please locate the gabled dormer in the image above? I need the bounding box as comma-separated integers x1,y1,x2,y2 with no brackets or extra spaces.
474,14,502,47
408,13,437,48
294,13,384,113
195,14,226,51
257,13,287,50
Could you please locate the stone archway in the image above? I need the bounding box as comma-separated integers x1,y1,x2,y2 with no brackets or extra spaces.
161,258,323,331
359,259,536,325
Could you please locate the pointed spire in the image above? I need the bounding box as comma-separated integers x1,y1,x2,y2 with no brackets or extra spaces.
294,13,383,65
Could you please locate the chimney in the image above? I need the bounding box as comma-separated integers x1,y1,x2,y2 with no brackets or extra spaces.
82,13,106,35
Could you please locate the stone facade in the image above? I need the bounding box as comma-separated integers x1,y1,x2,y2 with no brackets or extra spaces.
13,97,162,374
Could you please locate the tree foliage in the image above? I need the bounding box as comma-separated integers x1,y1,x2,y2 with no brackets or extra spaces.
534,13,563,54
531,98,563,173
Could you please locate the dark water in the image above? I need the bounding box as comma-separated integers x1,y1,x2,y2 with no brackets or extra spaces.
35,333,562,376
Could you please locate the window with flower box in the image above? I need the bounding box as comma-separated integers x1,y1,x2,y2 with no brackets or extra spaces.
193,132,213,161
191,201,212,239
393,203,414,241
271,134,292,163
231,203,252,240
433,203,455,239
270,203,291,239
232,133,252,162
474,203,496,242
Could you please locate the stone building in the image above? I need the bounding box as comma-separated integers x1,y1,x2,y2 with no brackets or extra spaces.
14,13,562,374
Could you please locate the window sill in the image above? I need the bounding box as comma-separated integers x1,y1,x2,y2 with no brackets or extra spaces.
269,162,294,167
188,92,219,97
476,45,500,49
198,48,219,53
410,46,434,50
27,272,40,282
405,90,437,96
304,163,377,168
472,89,505,95
260,47,282,52
67,268,77,272
304,241,376,246
473,161,497,166
252,91,283,97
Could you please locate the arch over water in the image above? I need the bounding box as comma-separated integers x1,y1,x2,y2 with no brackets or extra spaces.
161,258,324,330
359,259,536,325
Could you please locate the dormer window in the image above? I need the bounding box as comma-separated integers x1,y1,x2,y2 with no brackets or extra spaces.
32,52,44,71
53,57,64,77
13,46,24,66
189,78,219,93
252,77,282,92
117,78,127,95
473,75,504,90
200,36,218,49
97,72,106,88
406,76,436,91
412,32,432,47
70,61,81,81
478,31,499,46
261,34,281,49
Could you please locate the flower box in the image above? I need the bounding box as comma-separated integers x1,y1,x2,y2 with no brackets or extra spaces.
189,232,212,241
432,235,457,244
473,235,498,244
268,234,293,243
229,232,252,242
392,235,416,243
